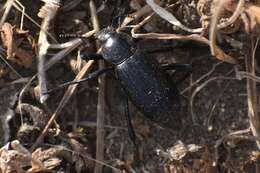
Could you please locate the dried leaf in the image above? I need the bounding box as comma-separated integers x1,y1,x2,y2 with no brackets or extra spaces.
145,0,203,33
168,141,202,161
29,148,61,172
1,22,15,59
0,140,31,173
0,140,62,173
245,4,260,28
14,48,33,68
0,22,33,68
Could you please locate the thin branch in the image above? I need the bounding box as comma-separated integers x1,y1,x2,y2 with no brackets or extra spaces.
131,14,238,64
245,37,260,149
181,62,224,94
0,0,14,28
37,0,60,103
88,1,106,173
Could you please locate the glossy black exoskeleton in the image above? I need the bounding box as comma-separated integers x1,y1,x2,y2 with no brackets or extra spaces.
46,28,190,143
96,28,183,128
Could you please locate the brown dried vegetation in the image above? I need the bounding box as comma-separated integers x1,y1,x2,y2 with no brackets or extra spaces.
0,0,260,172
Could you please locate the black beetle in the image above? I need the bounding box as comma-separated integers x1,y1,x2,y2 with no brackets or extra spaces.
96,28,185,129
46,28,191,145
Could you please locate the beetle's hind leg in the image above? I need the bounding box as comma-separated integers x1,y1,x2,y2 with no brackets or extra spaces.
123,95,145,164
161,63,192,85
124,96,137,147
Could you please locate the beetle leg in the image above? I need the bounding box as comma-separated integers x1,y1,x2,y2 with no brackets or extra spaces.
123,95,143,162
43,68,113,95
79,51,103,61
161,63,191,71
161,63,192,84
124,96,137,146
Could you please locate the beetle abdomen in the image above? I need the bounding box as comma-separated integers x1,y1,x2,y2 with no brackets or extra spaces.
115,51,181,129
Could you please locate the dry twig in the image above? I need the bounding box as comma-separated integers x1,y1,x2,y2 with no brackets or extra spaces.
245,37,260,149
37,0,61,103
0,0,15,28
89,1,106,173
131,14,238,64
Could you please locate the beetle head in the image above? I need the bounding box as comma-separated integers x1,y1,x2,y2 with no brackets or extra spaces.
96,27,114,42
96,28,135,65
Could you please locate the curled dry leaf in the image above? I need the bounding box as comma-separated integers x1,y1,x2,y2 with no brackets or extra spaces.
168,140,202,161
250,151,260,161
1,22,15,59
30,148,62,172
244,4,260,30
0,141,31,173
0,22,33,68
0,140,62,173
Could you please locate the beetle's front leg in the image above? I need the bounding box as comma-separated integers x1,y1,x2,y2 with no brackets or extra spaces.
80,51,103,61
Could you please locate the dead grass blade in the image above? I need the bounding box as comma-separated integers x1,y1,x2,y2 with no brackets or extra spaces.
88,1,107,173
37,0,60,103
145,0,203,33
245,37,260,149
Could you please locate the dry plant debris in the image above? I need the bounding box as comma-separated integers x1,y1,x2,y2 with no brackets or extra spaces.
0,0,260,172
1,22,33,68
